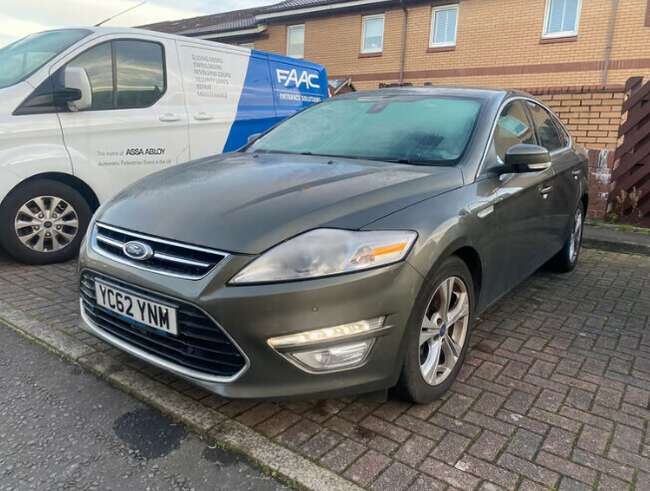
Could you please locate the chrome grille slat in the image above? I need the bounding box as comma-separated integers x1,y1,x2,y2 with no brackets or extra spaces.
92,223,228,279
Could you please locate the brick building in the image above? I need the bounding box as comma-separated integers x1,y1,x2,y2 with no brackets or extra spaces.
143,0,650,217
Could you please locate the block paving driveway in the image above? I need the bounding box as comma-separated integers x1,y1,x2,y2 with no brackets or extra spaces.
1,247,650,490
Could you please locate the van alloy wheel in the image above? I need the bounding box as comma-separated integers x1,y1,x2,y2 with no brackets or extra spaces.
14,196,79,253
419,276,470,386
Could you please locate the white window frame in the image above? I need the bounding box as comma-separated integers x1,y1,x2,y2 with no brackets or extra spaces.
360,14,385,54
430,4,459,48
542,0,582,39
286,24,305,58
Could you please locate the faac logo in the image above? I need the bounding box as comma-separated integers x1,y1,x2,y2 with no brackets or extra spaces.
276,68,320,90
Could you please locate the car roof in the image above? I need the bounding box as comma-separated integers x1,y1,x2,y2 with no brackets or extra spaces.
335,86,533,104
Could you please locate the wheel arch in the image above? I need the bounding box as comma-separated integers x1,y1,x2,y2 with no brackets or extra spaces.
1,172,100,212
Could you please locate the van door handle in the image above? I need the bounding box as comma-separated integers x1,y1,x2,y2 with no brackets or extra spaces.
193,112,214,121
572,169,581,180
159,113,181,122
539,185,553,199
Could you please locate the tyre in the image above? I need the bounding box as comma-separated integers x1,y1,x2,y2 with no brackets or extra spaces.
546,202,584,273
0,179,92,265
397,255,475,404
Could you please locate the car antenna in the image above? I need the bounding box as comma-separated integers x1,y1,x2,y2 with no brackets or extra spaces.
95,0,147,27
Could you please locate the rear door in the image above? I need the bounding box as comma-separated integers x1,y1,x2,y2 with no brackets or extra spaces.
268,56,328,120
178,43,273,158
526,101,581,254
56,35,190,203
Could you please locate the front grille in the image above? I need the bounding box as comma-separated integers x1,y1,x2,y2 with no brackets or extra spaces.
92,223,227,279
80,271,246,378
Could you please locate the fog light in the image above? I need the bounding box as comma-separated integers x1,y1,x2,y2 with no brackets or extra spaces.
268,317,385,350
290,339,375,371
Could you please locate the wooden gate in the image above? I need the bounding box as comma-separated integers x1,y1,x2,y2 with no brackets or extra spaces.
611,77,650,225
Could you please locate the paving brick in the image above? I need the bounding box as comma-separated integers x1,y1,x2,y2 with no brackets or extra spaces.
542,427,576,458
507,428,543,460
573,448,635,482
320,439,367,473
430,431,471,465
419,458,481,489
395,414,445,442
576,424,609,455
456,454,518,489
406,474,446,491
498,452,559,487
468,430,507,462
536,451,597,485
393,435,436,467
370,462,418,491
343,450,391,487
300,429,343,459
361,415,411,444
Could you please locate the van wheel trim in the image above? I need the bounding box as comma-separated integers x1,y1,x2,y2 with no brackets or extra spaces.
419,275,470,386
14,196,79,253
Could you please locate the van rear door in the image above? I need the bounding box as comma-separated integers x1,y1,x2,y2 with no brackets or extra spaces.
179,43,275,158
268,55,328,119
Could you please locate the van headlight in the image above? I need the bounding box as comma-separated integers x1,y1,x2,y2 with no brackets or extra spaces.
230,229,417,284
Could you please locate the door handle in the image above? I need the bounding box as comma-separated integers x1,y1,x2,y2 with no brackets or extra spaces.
159,113,181,122
539,185,553,199
571,169,581,180
193,112,214,121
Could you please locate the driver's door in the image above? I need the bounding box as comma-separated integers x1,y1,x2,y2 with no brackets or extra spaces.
473,100,556,301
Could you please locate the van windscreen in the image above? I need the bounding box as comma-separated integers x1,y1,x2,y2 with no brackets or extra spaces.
0,29,91,89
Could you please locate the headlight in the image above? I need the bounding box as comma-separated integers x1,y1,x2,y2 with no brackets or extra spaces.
230,228,417,284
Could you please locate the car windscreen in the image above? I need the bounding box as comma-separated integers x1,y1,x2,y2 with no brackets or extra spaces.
249,95,483,165
0,29,91,89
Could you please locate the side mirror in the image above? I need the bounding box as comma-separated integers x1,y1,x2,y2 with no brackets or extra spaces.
247,133,262,145
504,144,551,173
63,66,92,112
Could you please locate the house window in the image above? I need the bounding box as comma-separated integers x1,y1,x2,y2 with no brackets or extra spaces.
287,25,304,58
430,5,459,48
543,0,581,37
361,14,385,54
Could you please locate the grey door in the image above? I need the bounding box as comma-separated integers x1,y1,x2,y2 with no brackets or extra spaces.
474,100,556,300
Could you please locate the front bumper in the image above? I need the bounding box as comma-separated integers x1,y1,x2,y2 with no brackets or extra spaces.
79,241,424,399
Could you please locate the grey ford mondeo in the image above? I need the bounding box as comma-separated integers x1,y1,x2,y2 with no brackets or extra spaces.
79,87,588,403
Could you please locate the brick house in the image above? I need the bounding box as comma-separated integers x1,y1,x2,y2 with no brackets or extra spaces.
143,0,650,217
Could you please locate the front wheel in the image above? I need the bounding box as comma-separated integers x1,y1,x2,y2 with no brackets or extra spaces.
397,256,475,403
546,202,584,273
0,179,92,265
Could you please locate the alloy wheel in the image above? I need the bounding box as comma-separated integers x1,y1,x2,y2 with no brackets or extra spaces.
419,276,470,386
569,207,583,263
14,196,79,253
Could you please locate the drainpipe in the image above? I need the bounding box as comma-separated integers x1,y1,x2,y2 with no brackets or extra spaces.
601,0,620,85
399,0,408,84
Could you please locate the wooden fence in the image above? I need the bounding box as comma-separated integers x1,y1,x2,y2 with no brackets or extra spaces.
611,77,650,225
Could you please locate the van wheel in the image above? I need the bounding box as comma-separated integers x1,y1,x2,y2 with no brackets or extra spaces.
0,179,92,265
396,256,475,403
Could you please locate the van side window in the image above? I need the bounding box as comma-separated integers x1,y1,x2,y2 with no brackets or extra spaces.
64,40,165,111
114,40,165,109
492,100,536,163
66,43,113,110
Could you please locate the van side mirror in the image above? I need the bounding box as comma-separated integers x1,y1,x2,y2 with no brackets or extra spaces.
503,144,551,173
63,66,92,112
247,133,262,144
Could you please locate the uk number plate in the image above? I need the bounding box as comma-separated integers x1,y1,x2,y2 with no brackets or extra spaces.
95,281,178,335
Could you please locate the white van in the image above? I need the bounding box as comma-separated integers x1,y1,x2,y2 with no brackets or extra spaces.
0,27,328,264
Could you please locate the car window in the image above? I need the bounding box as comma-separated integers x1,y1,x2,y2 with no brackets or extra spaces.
65,42,114,110
492,100,536,162
114,40,165,109
63,40,165,111
249,95,483,166
527,102,565,152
